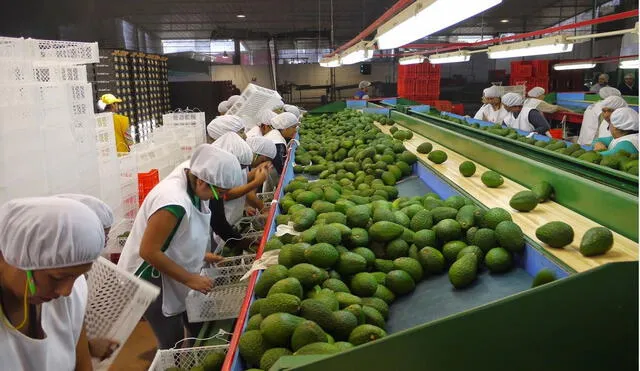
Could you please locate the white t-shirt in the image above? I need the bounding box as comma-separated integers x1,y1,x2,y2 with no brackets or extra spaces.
0,276,88,371
473,104,509,124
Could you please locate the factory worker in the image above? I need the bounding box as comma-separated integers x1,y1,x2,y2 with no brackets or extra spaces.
212,133,269,225
227,95,242,106
261,112,299,174
117,145,242,349
99,94,134,153
207,114,245,140
284,104,302,119
54,194,114,245
589,73,610,93
593,107,638,156
247,136,277,168
247,110,276,138
596,96,629,140
0,197,105,370
218,101,230,115
501,92,551,134
473,86,508,124
273,100,285,113
355,81,371,100
618,73,638,96
524,87,574,113
577,87,623,145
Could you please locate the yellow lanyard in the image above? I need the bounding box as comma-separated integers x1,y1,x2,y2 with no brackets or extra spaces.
0,280,30,330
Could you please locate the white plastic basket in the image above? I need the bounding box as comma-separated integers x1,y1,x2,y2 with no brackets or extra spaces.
0,61,32,83
0,37,27,60
28,39,99,64
226,84,282,128
32,64,87,83
185,254,257,322
149,345,228,371
85,257,160,371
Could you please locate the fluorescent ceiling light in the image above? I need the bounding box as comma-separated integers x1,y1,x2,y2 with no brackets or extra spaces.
553,61,596,71
340,41,375,65
619,59,639,69
488,36,574,59
500,19,509,23
429,50,471,64
237,14,246,18
376,0,502,50
319,56,341,68
399,55,425,65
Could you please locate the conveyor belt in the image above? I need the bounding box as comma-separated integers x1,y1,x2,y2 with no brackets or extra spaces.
375,122,638,273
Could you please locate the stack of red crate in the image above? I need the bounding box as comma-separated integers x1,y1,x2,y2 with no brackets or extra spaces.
398,62,441,102
509,60,550,91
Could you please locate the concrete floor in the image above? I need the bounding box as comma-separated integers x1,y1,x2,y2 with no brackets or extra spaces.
109,321,157,371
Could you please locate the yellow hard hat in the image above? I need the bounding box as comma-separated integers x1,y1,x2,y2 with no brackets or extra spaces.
100,94,122,105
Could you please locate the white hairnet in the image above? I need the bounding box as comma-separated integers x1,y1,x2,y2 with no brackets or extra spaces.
207,115,245,140
54,194,114,229
190,145,243,189
258,109,277,125
270,112,299,130
212,132,253,166
528,87,545,98
484,86,501,98
610,107,639,131
601,96,628,110
624,73,635,79
273,100,285,110
245,125,262,138
359,81,371,89
502,92,524,107
218,101,230,113
0,197,104,270
599,86,621,99
283,104,301,118
227,95,242,106
246,136,277,159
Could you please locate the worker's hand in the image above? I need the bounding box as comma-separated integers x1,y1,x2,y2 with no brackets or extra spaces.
88,338,120,361
204,252,224,265
253,166,269,184
186,274,214,294
246,207,258,216
593,142,607,151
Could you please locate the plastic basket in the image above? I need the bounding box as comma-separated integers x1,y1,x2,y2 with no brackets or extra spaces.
85,257,160,371
32,64,88,83
185,254,257,322
226,84,282,129
138,168,159,205
149,345,228,371
0,37,27,60
0,61,32,83
28,38,99,64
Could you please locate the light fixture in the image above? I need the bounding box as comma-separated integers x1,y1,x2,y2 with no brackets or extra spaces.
500,19,509,23
319,56,341,68
399,55,425,65
488,36,574,59
428,50,471,64
339,41,375,65
553,61,596,71
376,0,502,50
237,14,246,18
619,58,639,69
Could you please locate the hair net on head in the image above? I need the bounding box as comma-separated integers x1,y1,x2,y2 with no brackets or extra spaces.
273,100,285,110
270,112,299,130
0,197,104,270
625,73,635,79
212,132,253,166
218,101,230,113
207,115,245,140
599,86,621,99
227,95,242,106
484,86,501,98
258,109,277,125
283,104,301,118
246,136,277,159
610,107,639,131
528,87,545,98
359,81,371,89
601,96,628,110
502,92,524,107
54,194,114,229
190,145,243,189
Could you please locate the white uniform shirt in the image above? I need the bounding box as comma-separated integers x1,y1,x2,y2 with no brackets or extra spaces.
610,134,639,151
473,104,509,124
504,107,535,132
577,103,603,145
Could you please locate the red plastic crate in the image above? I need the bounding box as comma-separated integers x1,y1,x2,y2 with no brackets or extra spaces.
452,103,464,115
511,62,533,77
138,169,160,206
549,129,563,139
531,60,549,77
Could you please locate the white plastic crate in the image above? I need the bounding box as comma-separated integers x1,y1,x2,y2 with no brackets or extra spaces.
0,37,27,60
0,61,32,83
185,254,257,322
106,218,133,254
85,257,160,371
149,345,228,371
28,39,99,64
32,64,88,83
226,84,282,129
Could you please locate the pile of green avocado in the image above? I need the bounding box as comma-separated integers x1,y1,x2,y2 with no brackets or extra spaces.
438,113,639,176
236,111,531,371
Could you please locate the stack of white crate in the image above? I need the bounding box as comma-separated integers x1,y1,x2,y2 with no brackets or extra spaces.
0,36,107,205
161,110,206,160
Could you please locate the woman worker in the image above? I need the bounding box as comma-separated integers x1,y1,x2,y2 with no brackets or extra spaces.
354,81,371,100
577,87,623,145
98,94,134,153
218,101,230,115
207,115,246,141
593,107,638,156
501,92,551,134
595,96,628,140
260,112,299,174
0,197,105,370
523,87,574,113
247,110,277,138
117,145,243,349
473,86,508,124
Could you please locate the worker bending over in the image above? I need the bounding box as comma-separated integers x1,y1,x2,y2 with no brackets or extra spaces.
577,87,622,145
354,81,371,100
593,107,638,156
473,86,508,124
524,87,573,113
501,93,550,134
207,115,246,140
